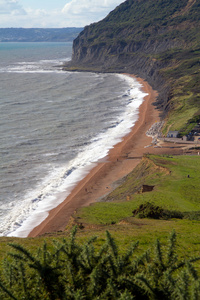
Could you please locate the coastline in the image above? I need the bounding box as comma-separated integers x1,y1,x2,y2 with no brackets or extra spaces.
28,75,159,237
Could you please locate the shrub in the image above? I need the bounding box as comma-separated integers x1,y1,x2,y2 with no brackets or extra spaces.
132,202,184,220
0,228,200,299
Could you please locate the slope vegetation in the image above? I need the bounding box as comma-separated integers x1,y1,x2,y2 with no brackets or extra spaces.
66,0,200,135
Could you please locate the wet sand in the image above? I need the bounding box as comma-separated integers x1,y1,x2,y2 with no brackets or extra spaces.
28,75,172,237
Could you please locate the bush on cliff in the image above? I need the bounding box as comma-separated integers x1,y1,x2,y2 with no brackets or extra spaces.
132,202,184,220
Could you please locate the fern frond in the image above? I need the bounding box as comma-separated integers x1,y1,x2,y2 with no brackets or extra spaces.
118,289,135,300
8,243,35,263
154,239,164,270
0,280,18,300
89,263,107,297
69,225,78,248
107,254,117,277
166,230,177,266
86,235,98,245
186,260,198,280
122,241,139,266
135,274,155,298
80,244,93,271
131,250,150,272
72,289,86,300
106,230,118,258
106,278,118,299
176,270,190,300
191,280,200,300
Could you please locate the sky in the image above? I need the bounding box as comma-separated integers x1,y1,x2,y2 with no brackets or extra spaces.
0,0,125,28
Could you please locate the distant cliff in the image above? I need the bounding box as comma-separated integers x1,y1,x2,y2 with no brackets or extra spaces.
66,0,200,134
0,28,83,42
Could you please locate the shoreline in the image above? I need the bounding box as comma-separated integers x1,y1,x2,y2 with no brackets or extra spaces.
28,75,159,237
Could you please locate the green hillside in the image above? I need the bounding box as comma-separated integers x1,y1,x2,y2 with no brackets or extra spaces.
66,0,200,135
76,155,200,224
81,0,198,47
1,155,200,298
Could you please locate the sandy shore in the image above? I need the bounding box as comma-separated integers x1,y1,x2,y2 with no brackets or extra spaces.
28,75,169,237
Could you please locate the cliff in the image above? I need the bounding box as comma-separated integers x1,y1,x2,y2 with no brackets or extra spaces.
65,0,200,133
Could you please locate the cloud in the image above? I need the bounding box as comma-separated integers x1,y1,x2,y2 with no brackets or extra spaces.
26,8,48,18
0,0,124,28
0,0,26,15
62,0,124,22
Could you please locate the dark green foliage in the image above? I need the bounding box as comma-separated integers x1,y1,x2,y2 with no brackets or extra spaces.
78,0,200,51
132,202,200,221
0,228,200,299
135,230,200,300
132,202,184,220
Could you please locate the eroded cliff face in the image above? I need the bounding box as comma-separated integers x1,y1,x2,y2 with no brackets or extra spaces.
68,36,173,114
65,0,200,117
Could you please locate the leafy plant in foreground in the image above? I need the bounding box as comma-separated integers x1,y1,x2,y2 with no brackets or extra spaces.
0,228,200,299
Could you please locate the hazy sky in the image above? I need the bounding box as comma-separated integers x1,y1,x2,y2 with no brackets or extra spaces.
0,0,125,28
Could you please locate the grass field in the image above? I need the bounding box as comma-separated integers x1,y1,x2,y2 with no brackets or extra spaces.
68,154,200,260
0,154,200,265
75,155,200,223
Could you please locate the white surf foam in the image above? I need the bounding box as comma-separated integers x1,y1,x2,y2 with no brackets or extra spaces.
3,74,148,238
0,58,70,73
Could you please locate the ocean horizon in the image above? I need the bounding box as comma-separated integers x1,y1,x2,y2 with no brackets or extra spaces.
0,42,147,237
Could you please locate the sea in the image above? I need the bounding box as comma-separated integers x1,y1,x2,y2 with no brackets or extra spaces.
0,42,147,238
